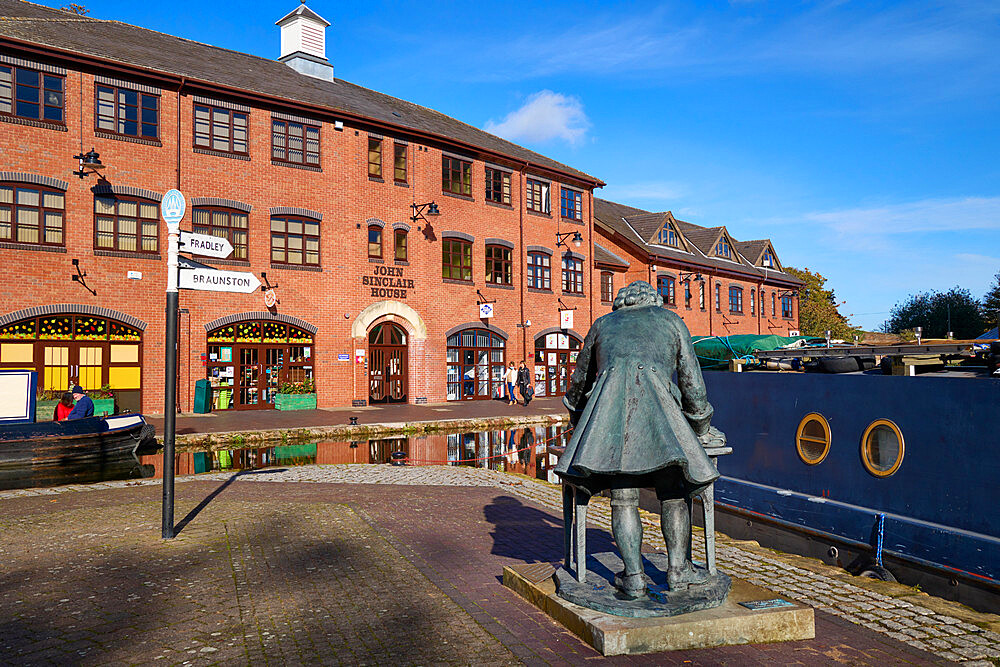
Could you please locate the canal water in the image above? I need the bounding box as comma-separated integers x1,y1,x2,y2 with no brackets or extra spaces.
140,425,571,483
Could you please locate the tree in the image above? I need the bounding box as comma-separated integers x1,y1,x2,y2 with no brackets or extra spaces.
981,272,1000,330
882,287,985,339
783,267,860,339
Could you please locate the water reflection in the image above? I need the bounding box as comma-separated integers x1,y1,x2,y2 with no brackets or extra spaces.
140,425,570,483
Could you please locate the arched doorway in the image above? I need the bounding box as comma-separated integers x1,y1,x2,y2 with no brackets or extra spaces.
205,319,314,410
446,328,506,401
0,310,144,413
369,322,407,403
533,331,582,397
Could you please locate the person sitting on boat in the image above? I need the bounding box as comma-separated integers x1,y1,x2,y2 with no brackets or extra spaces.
66,385,95,420
53,392,75,421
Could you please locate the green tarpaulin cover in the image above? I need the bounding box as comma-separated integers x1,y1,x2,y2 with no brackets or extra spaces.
692,334,817,369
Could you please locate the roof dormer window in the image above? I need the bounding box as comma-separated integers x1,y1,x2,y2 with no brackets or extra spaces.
658,225,677,247
716,238,731,258
762,249,774,268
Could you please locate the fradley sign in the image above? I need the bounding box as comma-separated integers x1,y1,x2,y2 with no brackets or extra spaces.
179,231,234,259
362,264,414,299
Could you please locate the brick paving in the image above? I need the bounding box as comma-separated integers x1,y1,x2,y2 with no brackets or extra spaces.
2,465,995,665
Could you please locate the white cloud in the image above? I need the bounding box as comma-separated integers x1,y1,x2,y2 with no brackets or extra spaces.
803,196,1000,238
483,91,590,145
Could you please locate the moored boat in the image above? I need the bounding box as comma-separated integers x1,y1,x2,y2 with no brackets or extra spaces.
0,414,158,491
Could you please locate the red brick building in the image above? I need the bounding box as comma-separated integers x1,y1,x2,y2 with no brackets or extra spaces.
0,0,799,414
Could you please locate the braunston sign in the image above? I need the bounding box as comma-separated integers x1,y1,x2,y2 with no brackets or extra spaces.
362,264,415,299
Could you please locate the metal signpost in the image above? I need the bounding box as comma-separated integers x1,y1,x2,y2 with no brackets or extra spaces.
160,190,256,538
160,189,185,539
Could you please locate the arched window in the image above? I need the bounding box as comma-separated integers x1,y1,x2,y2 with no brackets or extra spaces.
368,224,383,259
657,275,676,306
394,228,407,261
447,329,506,401
600,271,614,303
206,320,314,410
0,312,143,412
193,207,249,260
0,182,65,247
534,332,581,397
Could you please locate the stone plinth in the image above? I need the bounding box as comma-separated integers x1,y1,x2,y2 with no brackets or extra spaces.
503,560,815,656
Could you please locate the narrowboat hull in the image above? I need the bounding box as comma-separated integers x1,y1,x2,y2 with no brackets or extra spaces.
0,415,158,490
701,371,1000,612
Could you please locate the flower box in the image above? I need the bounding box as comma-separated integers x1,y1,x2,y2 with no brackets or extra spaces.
275,392,317,411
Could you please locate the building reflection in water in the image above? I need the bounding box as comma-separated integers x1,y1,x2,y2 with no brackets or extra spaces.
141,425,571,482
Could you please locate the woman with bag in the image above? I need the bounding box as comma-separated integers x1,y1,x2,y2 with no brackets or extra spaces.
517,361,533,406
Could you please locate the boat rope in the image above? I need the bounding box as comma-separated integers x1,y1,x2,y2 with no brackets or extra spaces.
874,512,886,567
401,427,572,466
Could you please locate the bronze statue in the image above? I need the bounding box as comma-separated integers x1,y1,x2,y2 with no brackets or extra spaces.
555,280,727,604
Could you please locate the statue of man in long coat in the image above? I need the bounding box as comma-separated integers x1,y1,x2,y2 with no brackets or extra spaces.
554,280,723,599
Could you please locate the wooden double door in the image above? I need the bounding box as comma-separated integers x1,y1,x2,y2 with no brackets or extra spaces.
369,323,407,403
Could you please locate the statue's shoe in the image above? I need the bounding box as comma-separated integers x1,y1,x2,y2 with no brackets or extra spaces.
667,563,710,590
614,571,647,600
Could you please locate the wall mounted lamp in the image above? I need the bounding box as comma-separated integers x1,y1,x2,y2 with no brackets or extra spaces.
73,148,105,179
71,258,96,295
678,271,705,283
777,289,799,298
556,231,583,249
410,201,440,223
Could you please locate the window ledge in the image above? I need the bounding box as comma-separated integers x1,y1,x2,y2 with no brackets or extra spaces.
0,241,66,253
95,130,161,147
442,191,474,202
393,260,409,266
526,209,551,219
94,249,161,260
270,263,322,272
560,291,586,298
527,287,553,294
485,200,513,210
485,282,515,290
200,257,249,267
368,257,384,263
368,175,385,183
272,160,322,173
393,181,409,188
561,217,584,225
442,278,474,286
194,147,250,161
0,114,67,132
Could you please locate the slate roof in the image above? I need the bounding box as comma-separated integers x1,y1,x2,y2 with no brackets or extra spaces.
736,240,768,264
593,242,629,269
0,0,600,185
593,197,802,285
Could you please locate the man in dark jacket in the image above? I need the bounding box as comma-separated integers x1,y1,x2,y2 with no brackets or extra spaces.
66,385,95,420
516,361,532,406
555,280,725,598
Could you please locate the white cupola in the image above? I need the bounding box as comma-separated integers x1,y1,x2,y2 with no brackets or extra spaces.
276,1,334,82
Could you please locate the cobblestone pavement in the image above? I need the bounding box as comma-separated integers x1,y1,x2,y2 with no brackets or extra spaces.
2,464,997,665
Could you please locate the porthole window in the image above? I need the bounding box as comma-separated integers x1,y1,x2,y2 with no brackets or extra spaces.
796,413,831,465
861,419,904,477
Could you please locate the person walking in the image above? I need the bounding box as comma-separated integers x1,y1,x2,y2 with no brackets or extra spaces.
504,362,518,405
66,385,95,420
517,361,533,406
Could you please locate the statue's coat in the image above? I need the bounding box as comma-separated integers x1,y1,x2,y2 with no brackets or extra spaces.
554,303,718,486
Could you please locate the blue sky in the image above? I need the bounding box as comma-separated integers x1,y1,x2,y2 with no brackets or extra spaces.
52,0,1000,330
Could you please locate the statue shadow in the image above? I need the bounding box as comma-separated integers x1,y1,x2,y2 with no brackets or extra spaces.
482,495,619,569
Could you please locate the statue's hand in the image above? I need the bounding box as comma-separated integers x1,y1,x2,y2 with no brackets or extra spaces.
699,426,727,449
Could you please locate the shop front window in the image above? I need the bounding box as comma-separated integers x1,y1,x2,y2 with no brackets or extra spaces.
446,329,506,401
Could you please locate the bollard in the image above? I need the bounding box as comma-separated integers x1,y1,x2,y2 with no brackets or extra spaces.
390,451,407,466
349,416,358,426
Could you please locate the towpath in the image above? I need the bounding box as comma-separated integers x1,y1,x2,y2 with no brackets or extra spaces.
3,464,998,665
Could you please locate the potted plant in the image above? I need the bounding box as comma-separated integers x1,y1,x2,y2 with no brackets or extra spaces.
91,384,116,416
34,388,62,422
275,377,317,411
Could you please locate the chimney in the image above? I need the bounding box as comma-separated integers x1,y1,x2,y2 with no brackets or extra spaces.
276,1,334,82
